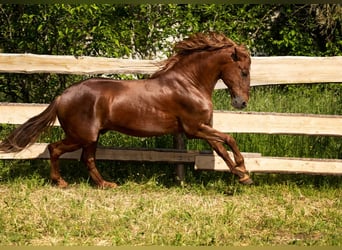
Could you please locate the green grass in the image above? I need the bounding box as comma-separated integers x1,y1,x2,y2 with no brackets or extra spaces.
0,176,340,246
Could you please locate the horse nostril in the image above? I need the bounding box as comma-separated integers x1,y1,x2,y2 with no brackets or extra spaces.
232,97,247,109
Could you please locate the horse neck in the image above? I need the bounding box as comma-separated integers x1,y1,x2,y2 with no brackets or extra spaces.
172,51,224,96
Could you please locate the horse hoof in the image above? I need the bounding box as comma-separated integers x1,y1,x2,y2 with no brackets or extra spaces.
239,176,253,185
53,178,69,188
99,181,118,189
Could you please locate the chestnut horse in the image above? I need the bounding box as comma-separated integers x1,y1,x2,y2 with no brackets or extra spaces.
0,32,252,188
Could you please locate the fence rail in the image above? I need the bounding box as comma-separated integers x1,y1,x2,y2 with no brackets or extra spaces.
0,53,341,176
1,53,342,86
1,103,342,136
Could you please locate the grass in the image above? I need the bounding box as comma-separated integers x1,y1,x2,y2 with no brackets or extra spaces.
0,175,341,246
0,83,341,246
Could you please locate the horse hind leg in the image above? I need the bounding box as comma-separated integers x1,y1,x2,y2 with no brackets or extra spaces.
81,142,117,188
48,139,81,188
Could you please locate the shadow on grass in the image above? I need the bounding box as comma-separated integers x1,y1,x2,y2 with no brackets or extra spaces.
0,159,341,191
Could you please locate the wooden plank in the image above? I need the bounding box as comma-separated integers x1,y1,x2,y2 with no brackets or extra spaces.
1,54,341,86
0,103,60,126
213,111,342,136
2,142,340,176
95,147,199,163
1,103,341,136
0,53,158,75
0,143,199,162
195,154,342,175
250,56,342,86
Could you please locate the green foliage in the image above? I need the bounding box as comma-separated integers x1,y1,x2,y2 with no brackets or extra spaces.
1,4,341,102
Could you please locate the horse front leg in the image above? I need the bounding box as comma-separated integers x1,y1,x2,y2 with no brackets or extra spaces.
193,124,253,184
81,142,117,188
207,139,252,184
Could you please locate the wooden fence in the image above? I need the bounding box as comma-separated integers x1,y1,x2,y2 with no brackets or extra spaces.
0,53,342,176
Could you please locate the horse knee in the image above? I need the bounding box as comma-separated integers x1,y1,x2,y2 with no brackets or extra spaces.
225,134,237,147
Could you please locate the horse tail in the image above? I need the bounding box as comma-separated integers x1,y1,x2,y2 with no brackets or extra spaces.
0,97,60,153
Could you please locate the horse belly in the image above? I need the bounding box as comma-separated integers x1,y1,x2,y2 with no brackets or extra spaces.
107,106,179,137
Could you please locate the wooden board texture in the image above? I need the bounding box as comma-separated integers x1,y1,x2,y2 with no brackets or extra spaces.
0,143,341,175
1,103,341,136
1,54,342,86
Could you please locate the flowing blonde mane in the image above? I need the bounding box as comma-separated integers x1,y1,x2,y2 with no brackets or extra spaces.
151,32,238,78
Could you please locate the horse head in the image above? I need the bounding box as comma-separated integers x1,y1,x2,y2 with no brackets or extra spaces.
220,45,251,109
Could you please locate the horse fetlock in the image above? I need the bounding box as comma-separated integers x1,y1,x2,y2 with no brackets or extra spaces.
233,166,247,177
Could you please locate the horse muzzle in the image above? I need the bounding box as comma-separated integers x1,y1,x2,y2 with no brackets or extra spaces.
232,96,247,109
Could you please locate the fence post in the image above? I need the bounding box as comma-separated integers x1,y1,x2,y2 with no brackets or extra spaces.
173,133,186,186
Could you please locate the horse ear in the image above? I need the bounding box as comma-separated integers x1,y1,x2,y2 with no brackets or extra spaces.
231,47,239,62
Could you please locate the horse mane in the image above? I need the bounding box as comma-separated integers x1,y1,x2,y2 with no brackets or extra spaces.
151,32,238,78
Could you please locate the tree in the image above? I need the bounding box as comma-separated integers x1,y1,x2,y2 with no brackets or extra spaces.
0,4,341,103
